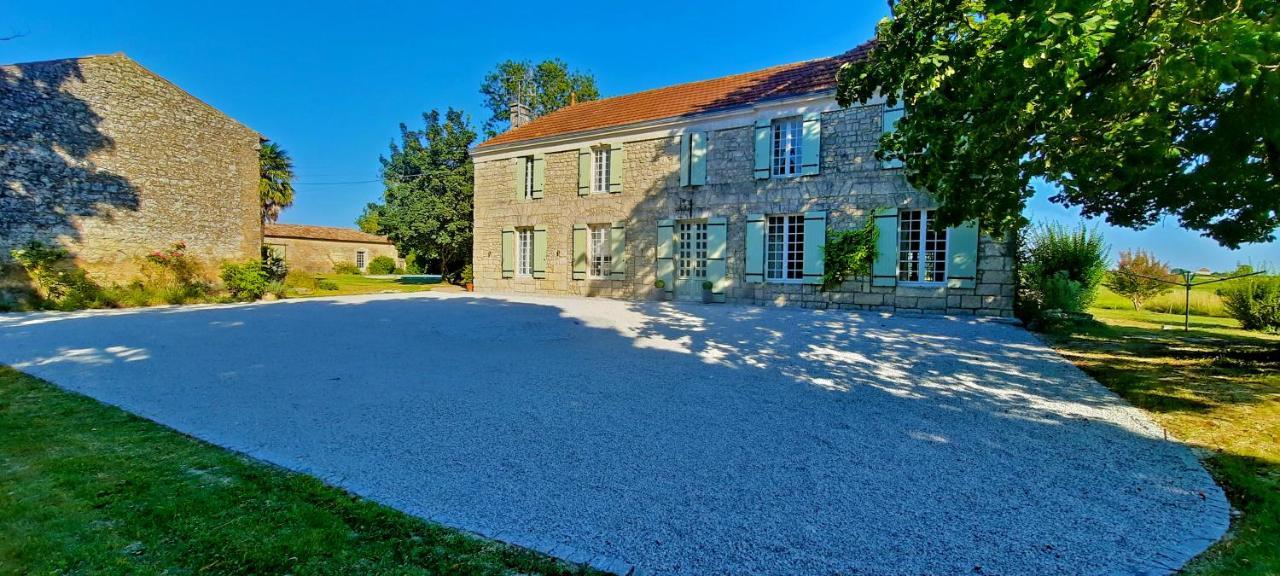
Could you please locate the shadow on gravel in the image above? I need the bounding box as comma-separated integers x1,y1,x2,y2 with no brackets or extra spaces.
0,293,1229,576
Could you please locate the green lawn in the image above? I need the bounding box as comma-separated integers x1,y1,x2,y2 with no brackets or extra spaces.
0,367,596,576
288,274,444,298
1046,308,1279,575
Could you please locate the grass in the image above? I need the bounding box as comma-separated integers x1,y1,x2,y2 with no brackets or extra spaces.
1045,308,1279,575
287,274,443,298
0,366,596,576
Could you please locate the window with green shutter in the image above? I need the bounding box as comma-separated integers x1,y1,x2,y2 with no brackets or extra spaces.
656,220,675,293
800,113,821,176
882,104,905,169
572,224,588,280
802,211,826,284
532,225,547,279
531,153,545,199
501,227,516,279
705,217,727,302
610,222,627,280
872,209,899,287
946,221,979,289
745,214,766,283
680,132,707,187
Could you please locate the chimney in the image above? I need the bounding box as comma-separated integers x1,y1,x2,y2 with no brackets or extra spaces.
508,100,532,130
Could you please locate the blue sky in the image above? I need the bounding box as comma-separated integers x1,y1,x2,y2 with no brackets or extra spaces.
4,1,1273,271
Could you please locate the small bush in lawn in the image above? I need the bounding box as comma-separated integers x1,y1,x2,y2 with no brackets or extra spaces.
284,270,318,291
404,258,422,274
332,262,362,275
265,280,288,299
260,246,289,282
1221,279,1280,332
220,261,267,301
367,255,396,275
316,279,339,291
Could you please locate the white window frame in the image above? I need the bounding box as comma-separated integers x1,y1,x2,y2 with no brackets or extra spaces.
523,156,535,200
588,224,612,279
591,147,611,193
516,228,534,277
765,214,805,283
355,250,367,271
897,209,948,285
771,117,803,177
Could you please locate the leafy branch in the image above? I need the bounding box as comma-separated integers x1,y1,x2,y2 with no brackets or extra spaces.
821,214,879,291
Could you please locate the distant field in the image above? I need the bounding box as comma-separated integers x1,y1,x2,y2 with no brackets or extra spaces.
1094,273,1277,318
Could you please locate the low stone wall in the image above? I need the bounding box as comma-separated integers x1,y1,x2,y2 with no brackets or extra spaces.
0,54,261,283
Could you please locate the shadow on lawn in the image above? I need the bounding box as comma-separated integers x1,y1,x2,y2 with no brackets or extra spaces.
1049,320,1280,416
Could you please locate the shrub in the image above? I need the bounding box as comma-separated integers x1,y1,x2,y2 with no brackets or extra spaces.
265,280,288,299
1105,250,1175,310
460,264,474,284
1221,280,1280,332
821,215,879,291
260,246,289,282
284,270,318,291
220,261,268,301
332,262,362,275
1019,223,1108,318
367,255,396,275
10,241,109,310
140,241,211,304
316,279,340,291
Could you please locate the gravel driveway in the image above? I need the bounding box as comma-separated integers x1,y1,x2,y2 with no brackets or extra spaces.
0,292,1228,575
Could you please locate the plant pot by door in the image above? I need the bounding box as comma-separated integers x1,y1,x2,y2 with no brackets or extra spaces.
465,283,474,292
701,281,714,303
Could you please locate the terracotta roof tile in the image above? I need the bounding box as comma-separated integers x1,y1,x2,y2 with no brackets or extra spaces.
263,223,393,245
476,41,874,149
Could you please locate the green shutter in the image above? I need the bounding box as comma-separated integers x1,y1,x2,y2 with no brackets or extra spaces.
753,119,771,179
706,216,727,302
747,213,762,282
514,157,527,200
872,208,899,287
801,112,821,176
501,227,515,279
578,148,591,195
802,211,826,284
572,224,587,280
531,153,545,199
532,225,547,279
947,220,979,288
745,213,765,283
656,219,674,294
882,107,905,169
608,144,625,193
679,135,690,187
610,222,626,280
690,131,707,186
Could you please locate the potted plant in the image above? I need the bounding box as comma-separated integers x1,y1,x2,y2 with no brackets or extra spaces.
654,279,667,300
461,264,474,292
701,280,715,303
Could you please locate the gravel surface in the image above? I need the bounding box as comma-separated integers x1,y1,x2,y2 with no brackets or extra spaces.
0,292,1228,575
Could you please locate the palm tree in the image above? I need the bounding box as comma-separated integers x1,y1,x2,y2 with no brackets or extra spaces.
259,141,295,222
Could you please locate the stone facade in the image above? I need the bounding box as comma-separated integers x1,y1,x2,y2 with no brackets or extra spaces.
263,225,402,274
0,53,261,282
472,100,1016,317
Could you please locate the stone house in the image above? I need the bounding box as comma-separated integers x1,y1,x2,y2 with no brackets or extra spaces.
263,223,402,273
0,53,261,282
471,43,1015,316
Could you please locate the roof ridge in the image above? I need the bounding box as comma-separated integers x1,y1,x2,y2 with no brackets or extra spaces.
476,40,874,150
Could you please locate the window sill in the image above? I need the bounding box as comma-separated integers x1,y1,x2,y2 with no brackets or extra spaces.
765,279,804,285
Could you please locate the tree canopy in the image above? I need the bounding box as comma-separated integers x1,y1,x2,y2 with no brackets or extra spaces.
355,202,381,234
836,0,1278,248
369,109,475,277
258,141,294,223
479,58,599,136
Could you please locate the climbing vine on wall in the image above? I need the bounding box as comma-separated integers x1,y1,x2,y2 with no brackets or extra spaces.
821,214,879,291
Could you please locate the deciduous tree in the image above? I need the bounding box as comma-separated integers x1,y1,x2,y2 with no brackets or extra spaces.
479,59,599,136
836,0,1278,247
372,109,475,279
1106,249,1175,310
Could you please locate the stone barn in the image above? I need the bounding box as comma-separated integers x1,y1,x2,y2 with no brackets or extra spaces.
0,53,262,282
263,223,402,274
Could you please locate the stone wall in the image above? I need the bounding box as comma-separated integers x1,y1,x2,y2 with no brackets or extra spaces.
263,236,401,274
473,102,1016,316
0,54,261,282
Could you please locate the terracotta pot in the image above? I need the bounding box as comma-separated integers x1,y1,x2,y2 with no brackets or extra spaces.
465,283,474,292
